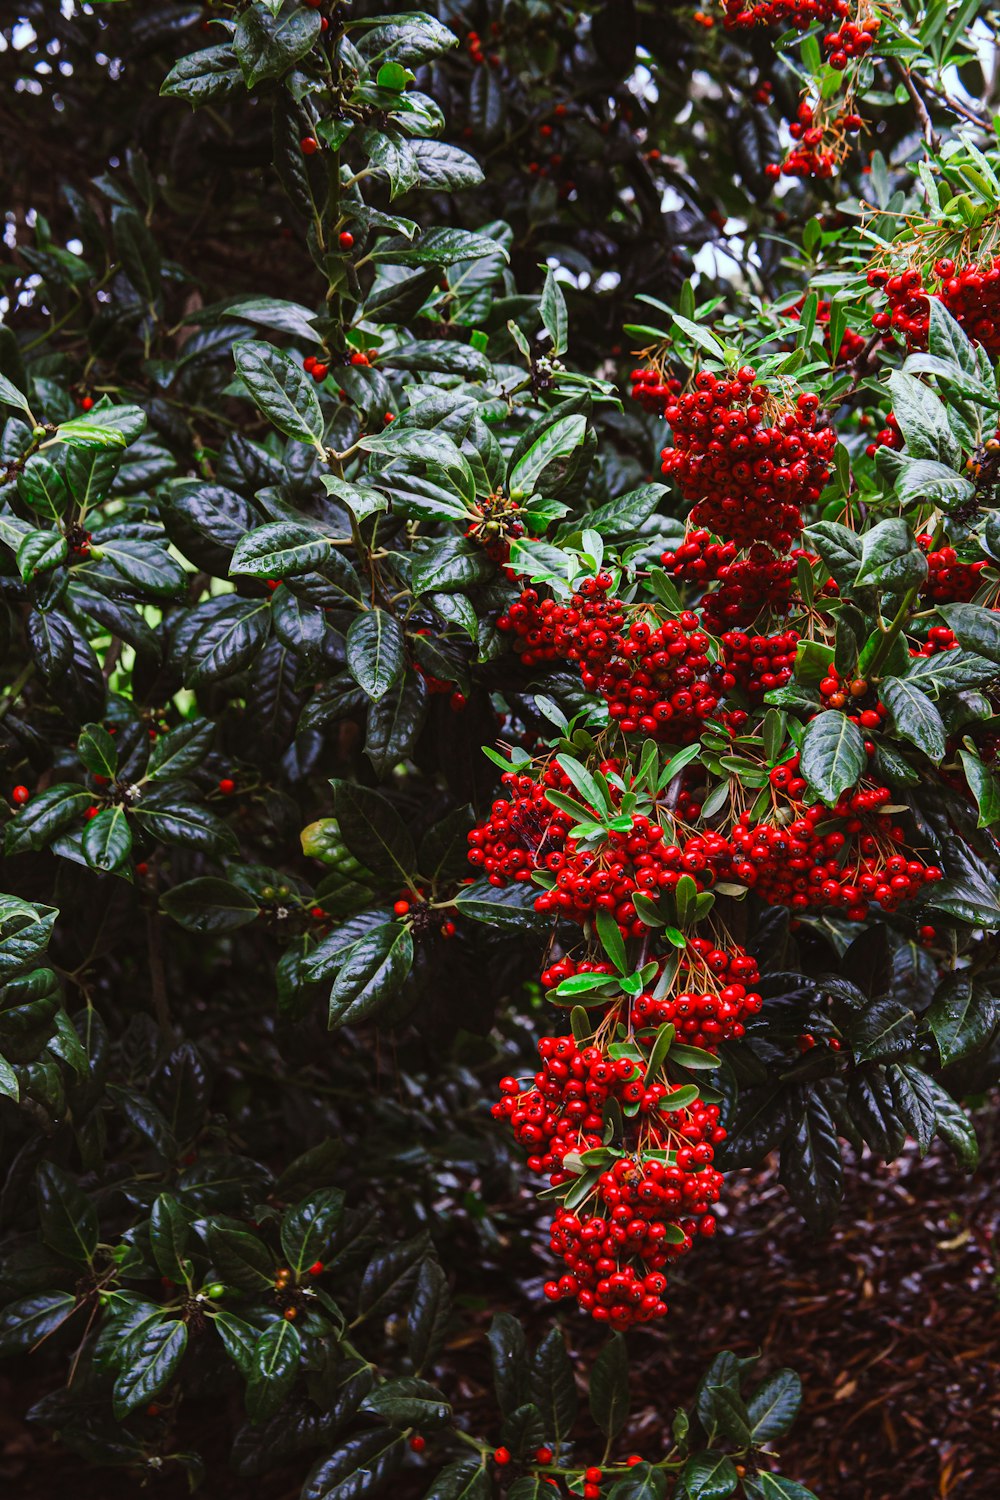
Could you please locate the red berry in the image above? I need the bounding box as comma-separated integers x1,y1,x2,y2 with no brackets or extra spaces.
300,136,319,155
308,1261,324,1276
339,231,354,249
312,363,328,381
218,778,235,795
494,1448,511,1466
535,1447,554,1464
11,785,29,806
393,899,411,916
409,1435,426,1453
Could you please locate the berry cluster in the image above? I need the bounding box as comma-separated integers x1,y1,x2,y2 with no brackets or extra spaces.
496,576,625,670
818,668,888,731
632,938,764,1048
467,766,577,886
721,627,799,700
721,0,850,34
660,529,737,589
731,772,942,919
582,613,719,742
869,255,1000,355
660,368,835,551
494,1035,725,1329
864,410,902,458
823,13,880,69
534,819,733,937
910,625,959,659
917,535,986,604
701,548,804,632
629,365,682,415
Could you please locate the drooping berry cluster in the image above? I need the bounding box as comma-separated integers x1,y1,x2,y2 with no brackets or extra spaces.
731,767,942,919
721,627,799,700
660,368,835,551
496,575,625,670
660,529,737,589
494,1034,726,1329
629,365,682,414
870,255,1000,355
700,548,804,632
632,938,764,1048
581,613,719,742
467,766,578,885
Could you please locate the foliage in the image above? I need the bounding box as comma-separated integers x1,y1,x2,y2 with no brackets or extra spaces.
0,0,998,1494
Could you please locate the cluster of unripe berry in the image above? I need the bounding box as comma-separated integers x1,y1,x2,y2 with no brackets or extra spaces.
464,492,525,563
660,368,835,551
870,255,1000,354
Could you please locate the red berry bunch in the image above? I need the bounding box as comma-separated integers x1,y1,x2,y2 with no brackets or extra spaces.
660,529,737,588
534,819,733,937
864,410,902,458
869,254,1000,354
660,367,834,551
917,535,986,604
823,13,880,69
629,365,682,415
580,612,720,742
700,547,803,632
731,769,942,919
497,575,625,670
721,627,799,700
818,667,887,731
721,0,849,33
632,938,763,1048
467,766,578,885
910,624,959,659
540,954,618,992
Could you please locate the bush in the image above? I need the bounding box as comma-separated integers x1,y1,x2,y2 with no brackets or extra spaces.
0,2,997,1497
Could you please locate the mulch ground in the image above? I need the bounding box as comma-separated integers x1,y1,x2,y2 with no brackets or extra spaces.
2,1122,997,1499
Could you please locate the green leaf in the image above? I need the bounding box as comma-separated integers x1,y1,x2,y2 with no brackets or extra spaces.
853,518,927,592
36,1161,98,1264
280,1188,344,1275
82,805,132,874
940,602,1000,664
921,1074,979,1169
186,600,272,684
590,1333,630,1439
160,878,261,934
850,996,916,1062
747,1368,802,1441
362,1375,451,1428
149,1193,191,1282
246,1318,301,1423
420,1458,492,1500
596,908,628,975
607,1463,667,1500
374,226,510,266
959,747,1000,828
0,371,33,418
540,268,568,357
778,1095,842,1233
301,1431,406,1500
5,785,94,855
531,1327,577,1447
212,1310,258,1376
113,1319,188,1418
52,419,127,449
231,522,331,579
112,207,161,305
879,677,946,759
234,340,324,445
676,1453,738,1500
346,610,406,701
206,1224,275,1292
487,1312,531,1418
454,879,549,932
743,1477,819,1500
327,923,413,1030
160,44,242,106
408,1259,451,1375
508,414,587,498
234,5,321,88
0,1293,77,1358
799,710,865,806
329,780,416,882
77,722,118,779
925,973,997,1066
132,798,238,856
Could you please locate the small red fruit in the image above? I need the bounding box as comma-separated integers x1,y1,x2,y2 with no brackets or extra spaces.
312,363,329,382
11,785,29,806
300,136,319,155
308,1260,324,1276
493,1448,511,1466
86,806,100,820
339,231,354,249
350,351,370,366
393,899,411,916
409,1435,426,1453
79,395,94,411
535,1446,553,1464
218,778,236,796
